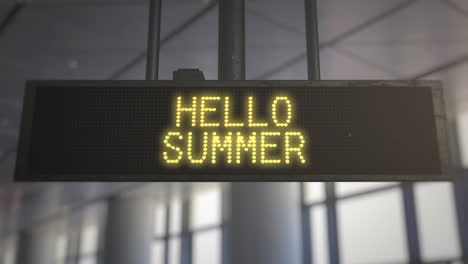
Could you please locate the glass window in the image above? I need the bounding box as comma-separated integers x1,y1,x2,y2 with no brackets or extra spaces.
190,185,223,264
54,234,67,264
310,205,329,264
304,182,325,204
152,185,223,264
415,183,462,261
2,236,16,264
168,237,181,264
78,224,99,264
80,225,99,256
169,199,182,235
337,189,408,264
152,198,182,264
191,187,222,230
192,229,221,264
336,182,398,197
457,110,468,168
78,256,96,264
154,203,167,237
151,240,165,264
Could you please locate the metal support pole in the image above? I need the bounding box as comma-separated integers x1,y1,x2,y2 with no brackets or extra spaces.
304,0,321,80
305,1,340,263
401,182,422,263
228,183,303,264
101,195,154,264
221,184,230,264
181,194,193,264
218,0,245,80
325,183,340,264
300,184,312,264
163,203,171,264
146,0,163,80
218,4,303,264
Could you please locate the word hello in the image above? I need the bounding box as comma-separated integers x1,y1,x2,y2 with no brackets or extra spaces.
161,95,308,166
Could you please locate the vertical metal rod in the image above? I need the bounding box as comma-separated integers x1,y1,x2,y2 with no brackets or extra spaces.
181,197,193,264
401,182,422,263
163,203,171,264
325,183,340,264
300,184,313,264
75,228,82,264
304,0,321,80
453,172,468,258
218,0,245,80
305,0,339,263
221,184,231,264
218,3,245,264
146,0,163,80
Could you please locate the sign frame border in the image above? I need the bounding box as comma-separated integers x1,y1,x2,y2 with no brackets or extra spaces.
15,80,451,182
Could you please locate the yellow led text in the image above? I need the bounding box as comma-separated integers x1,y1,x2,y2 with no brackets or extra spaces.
163,95,308,167
162,130,306,165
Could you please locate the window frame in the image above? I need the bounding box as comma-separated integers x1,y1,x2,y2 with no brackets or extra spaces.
152,186,225,264
301,182,465,264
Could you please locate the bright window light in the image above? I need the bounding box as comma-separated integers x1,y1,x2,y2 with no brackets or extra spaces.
337,189,408,263
55,234,67,261
151,241,165,264
457,110,468,168
191,187,222,230
80,225,98,256
303,182,325,203
78,256,96,264
168,237,181,264
169,199,182,235
415,183,461,261
154,203,167,237
310,205,329,264
3,237,16,264
192,229,221,264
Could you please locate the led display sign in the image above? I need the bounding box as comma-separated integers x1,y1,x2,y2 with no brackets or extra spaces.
162,95,307,166
15,80,450,181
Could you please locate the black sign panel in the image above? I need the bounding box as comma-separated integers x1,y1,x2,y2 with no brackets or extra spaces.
15,80,450,181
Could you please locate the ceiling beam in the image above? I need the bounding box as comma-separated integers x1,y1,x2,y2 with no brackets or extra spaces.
331,45,400,78
254,0,419,79
108,0,218,80
0,2,24,38
410,54,468,79
27,0,147,8
246,7,305,36
440,0,468,19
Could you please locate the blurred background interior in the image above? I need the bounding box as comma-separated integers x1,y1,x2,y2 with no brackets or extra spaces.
1,0,468,263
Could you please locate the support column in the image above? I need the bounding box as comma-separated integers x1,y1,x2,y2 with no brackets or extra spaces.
146,0,162,80
228,183,303,264
14,230,30,264
218,1,302,263
16,227,54,264
101,195,154,264
305,0,341,263
304,0,321,80
218,0,245,80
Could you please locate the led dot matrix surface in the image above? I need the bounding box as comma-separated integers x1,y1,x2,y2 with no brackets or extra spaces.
164,94,307,167
15,80,446,181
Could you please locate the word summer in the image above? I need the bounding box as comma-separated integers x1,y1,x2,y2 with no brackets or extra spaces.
161,95,308,166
